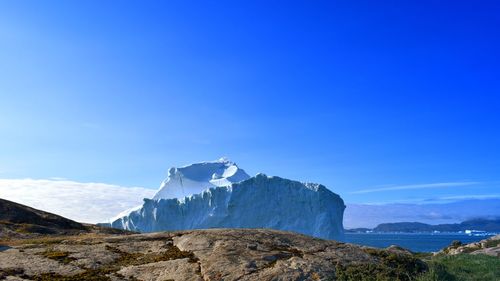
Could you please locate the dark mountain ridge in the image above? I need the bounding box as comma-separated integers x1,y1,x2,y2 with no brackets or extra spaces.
372,218,500,233
0,198,87,237
0,198,128,239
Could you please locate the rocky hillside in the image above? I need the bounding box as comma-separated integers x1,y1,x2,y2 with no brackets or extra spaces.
0,229,427,281
0,198,128,240
0,198,88,239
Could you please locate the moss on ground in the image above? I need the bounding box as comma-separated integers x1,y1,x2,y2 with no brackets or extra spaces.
16,237,65,246
334,248,427,281
31,271,115,281
104,244,198,266
2,240,198,281
0,268,28,280
261,245,305,268
483,239,500,248
33,245,197,280
40,249,76,264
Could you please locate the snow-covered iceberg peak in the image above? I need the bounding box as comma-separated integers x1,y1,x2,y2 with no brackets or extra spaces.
153,157,250,200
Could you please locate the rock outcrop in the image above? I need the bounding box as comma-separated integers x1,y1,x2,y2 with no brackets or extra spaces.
439,234,500,257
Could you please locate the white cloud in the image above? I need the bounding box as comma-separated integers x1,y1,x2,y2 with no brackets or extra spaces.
436,194,500,200
350,181,480,194
0,178,156,224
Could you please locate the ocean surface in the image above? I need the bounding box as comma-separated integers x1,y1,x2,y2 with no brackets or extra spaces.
344,233,495,253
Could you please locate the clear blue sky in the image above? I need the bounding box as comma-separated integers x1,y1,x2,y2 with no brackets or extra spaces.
1,1,499,204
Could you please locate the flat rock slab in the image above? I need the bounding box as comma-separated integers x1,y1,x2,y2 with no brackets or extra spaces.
119,258,203,281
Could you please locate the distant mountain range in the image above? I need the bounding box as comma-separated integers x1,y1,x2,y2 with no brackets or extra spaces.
346,218,500,233
344,199,500,229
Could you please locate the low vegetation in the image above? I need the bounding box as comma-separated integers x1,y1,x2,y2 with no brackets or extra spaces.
334,248,427,281
104,244,198,266
334,246,500,281
0,268,26,280
416,254,500,281
40,249,76,264
483,239,500,248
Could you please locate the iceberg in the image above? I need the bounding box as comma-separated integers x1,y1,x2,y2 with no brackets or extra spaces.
108,159,345,240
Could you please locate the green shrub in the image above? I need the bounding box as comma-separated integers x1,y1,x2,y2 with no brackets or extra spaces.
450,240,462,248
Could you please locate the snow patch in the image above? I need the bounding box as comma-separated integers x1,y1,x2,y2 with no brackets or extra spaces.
153,158,250,200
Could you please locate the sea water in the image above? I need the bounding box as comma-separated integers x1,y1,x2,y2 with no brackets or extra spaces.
344,233,494,252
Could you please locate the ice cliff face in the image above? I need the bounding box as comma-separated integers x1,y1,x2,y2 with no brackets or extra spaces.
109,159,345,240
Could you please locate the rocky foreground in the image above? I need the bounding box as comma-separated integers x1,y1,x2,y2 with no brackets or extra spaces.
0,229,426,281
439,234,500,257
